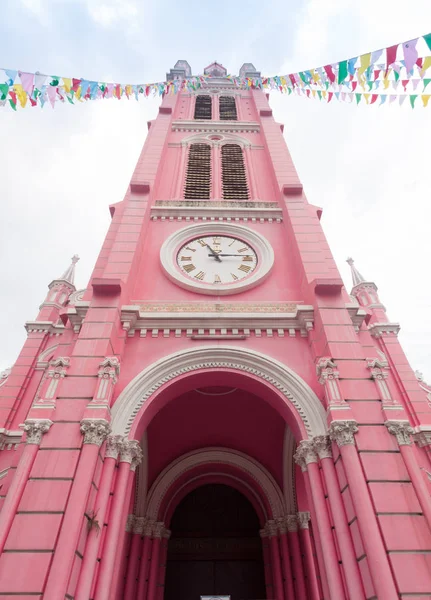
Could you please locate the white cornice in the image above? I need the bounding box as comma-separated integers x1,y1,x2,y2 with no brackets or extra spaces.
172,120,259,133
345,303,367,332
368,322,401,337
25,321,65,335
0,428,23,449
120,303,314,338
66,301,90,333
151,205,282,222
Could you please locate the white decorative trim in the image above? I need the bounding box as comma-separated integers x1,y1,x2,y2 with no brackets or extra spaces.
312,435,332,459
25,321,65,335
329,421,358,446
285,515,299,532
159,223,274,296
22,419,53,445
0,429,22,450
35,345,60,370
145,448,286,521
80,419,111,446
151,206,282,223
105,434,123,459
68,288,86,305
297,512,311,529
66,301,90,333
345,303,367,332
385,421,414,446
172,120,260,134
119,440,143,470
294,441,318,472
368,323,400,338
413,426,431,448
110,346,327,437
120,303,314,339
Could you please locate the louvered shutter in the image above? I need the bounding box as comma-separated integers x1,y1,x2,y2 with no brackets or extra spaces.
221,144,250,200
184,144,211,200
219,96,238,120
194,95,212,120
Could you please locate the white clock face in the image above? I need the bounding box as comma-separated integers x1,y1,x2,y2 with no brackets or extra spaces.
176,236,258,285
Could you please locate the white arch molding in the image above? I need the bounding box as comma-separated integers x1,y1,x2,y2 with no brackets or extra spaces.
110,346,327,437
145,448,287,520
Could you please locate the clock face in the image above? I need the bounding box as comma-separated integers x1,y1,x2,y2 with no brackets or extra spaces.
176,235,258,285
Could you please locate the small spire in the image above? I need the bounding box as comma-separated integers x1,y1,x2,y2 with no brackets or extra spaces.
60,255,80,285
346,257,366,287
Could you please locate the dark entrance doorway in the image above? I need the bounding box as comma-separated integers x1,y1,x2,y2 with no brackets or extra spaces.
164,484,266,600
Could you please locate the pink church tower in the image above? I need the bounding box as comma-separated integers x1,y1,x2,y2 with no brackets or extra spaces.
0,60,431,599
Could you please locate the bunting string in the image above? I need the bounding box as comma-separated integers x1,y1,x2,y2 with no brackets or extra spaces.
2,32,431,110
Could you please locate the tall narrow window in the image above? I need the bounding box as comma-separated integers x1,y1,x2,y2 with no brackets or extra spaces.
194,95,212,120
184,144,211,200
219,96,237,120
221,144,250,200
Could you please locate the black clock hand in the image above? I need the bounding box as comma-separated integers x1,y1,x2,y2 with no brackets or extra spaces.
207,253,252,257
205,243,222,262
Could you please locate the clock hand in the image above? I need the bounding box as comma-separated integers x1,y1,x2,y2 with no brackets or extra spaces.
207,253,252,257
205,243,222,262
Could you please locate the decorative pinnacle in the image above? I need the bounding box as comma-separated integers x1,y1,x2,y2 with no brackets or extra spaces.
60,254,80,285
346,257,366,287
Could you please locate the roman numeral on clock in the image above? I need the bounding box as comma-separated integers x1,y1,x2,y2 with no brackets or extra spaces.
184,246,196,252
180,256,192,261
183,264,196,273
213,274,221,284
194,271,205,280
231,273,239,281
197,239,207,247
238,247,249,253
238,264,251,273
242,255,254,262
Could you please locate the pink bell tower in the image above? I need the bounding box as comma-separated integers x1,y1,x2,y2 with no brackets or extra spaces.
0,60,430,599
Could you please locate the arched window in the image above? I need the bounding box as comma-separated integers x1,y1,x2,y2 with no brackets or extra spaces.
194,95,212,120
219,96,237,120
184,144,211,200
221,144,250,200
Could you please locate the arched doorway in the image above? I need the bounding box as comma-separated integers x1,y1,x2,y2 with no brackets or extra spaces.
164,484,266,600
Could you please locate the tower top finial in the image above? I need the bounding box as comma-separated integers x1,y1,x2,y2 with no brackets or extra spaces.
346,257,366,287
59,255,80,285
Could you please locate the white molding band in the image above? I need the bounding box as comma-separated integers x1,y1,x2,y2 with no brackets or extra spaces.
110,346,327,437
159,222,274,296
145,448,285,522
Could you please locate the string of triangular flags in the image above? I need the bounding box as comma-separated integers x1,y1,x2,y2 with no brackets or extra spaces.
1,32,431,110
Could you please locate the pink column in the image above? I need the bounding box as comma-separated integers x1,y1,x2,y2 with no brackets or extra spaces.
294,441,346,600
75,435,122,600
124,517,146,600
386,421,431,529
147,523,164,600
95,439,142,600
110,468,139,600
175,144,187,199
157,529,170,600
297,512,320,600
44,419,111,600
276,519,296,600
267,521,284,600
0,419,52,553
302,473,328,599
260,528,274,599
329,421,398,599
285,516,307,600
213,145,221,199
137,529,153,600
313,435,365,600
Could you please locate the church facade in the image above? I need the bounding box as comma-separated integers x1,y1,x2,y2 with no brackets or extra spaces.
0,60,430,599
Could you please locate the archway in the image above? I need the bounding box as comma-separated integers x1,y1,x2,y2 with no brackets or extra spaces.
165,483,266,600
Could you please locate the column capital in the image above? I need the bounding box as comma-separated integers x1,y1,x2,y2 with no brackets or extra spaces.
152,521,166,539
385,420,414,446
22,419,53,445
80,419,111,446
286,514,298,532
133,516,147,535
119,439,143,469
275,517,287,535
98,356,120,381
125,514,135,533
294,440,318,471
297,511,311,529
312,434,332,459
144,519,155,537
265,519,278,537
328,420,358,446
105,434,123,459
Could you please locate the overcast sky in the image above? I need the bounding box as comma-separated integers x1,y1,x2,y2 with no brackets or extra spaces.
0,0,430,382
